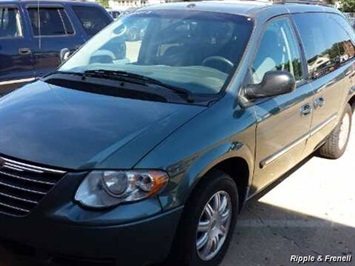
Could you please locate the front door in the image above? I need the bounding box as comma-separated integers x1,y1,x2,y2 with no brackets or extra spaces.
249,17,313,192
0,5,34,95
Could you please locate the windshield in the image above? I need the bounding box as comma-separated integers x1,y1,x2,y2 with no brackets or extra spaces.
59,10,253,95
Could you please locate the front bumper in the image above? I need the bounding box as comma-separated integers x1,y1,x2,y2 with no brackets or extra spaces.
0,171,183,266
0,207,183,266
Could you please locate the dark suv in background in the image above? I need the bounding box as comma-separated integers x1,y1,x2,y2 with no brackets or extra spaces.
0,1,354,266
0,0,112,95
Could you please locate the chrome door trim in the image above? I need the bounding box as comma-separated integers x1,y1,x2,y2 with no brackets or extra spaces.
260,113,337,168
309,114,337,137
260,133,309,168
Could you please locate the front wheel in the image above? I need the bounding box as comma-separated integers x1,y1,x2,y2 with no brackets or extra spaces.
168,171,239,266
318,104,352,159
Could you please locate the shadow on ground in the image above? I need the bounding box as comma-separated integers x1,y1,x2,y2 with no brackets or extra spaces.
222,199,354,266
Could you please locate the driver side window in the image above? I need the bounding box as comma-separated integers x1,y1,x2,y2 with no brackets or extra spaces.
251,18,302,84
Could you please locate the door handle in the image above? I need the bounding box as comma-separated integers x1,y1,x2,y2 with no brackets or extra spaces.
300,104,312,116
314,97,325,109
19,48,32,55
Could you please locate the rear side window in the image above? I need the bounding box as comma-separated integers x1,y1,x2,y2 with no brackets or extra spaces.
330,14,355,65
72,6,111,37
0,7,22,38
292,13,353,79
28,7,74,36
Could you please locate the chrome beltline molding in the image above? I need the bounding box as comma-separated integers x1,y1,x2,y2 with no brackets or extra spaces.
260,114,337,168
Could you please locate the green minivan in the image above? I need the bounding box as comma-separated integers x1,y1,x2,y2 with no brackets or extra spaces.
0,1,354,265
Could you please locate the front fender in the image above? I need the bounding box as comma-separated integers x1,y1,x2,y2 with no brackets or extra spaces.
134,96,257,211
158,140,255,211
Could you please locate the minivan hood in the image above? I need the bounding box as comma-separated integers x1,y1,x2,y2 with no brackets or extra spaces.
0,81,205,169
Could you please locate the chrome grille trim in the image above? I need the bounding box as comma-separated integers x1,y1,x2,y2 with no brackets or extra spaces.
0,181,47,195
2,157,66,174
4,162,40,173
0,156,66,216
2,164,26,172
0,170,56,186
0,201,30,214
0,191,38,204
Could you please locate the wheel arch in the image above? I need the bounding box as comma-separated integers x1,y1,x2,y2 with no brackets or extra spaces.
206,157,250,211
178,145,254,213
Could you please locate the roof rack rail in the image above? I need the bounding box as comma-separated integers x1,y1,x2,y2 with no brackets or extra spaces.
272,0,329,5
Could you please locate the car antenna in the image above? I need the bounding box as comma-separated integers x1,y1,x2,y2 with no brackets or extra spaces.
37,0,41,49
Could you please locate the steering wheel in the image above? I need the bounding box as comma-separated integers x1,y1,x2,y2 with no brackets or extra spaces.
202,56,234,72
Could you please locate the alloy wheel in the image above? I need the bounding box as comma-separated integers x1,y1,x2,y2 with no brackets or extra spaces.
196,191,232,261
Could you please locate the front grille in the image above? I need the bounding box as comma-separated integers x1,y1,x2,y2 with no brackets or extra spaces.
0,156,66,216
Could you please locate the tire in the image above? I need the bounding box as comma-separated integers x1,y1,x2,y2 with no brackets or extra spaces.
318,104,352,159
168,171,239,266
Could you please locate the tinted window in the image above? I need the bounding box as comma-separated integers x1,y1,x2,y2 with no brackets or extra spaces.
72,6,111,37
59,9,74,35
0,7,22,38
293,13,351,79
251,18,303,84
28,8,74,36
330,14,355,65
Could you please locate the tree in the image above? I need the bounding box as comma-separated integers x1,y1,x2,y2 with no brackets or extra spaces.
339,0,355,12
97,0,109,9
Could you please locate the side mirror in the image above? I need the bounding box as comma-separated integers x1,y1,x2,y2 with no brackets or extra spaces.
244,71,296,100
59,48,71,63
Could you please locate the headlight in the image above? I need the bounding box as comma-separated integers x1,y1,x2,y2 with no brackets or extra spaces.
75,170,169,208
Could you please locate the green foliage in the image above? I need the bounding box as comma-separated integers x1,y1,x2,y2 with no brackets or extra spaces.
340,0,355,12
97,0,110,8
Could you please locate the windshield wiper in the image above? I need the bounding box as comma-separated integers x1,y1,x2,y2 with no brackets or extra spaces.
83,69,195,103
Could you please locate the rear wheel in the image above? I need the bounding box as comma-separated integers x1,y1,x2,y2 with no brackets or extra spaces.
318,104,352,159
168,171,238,266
